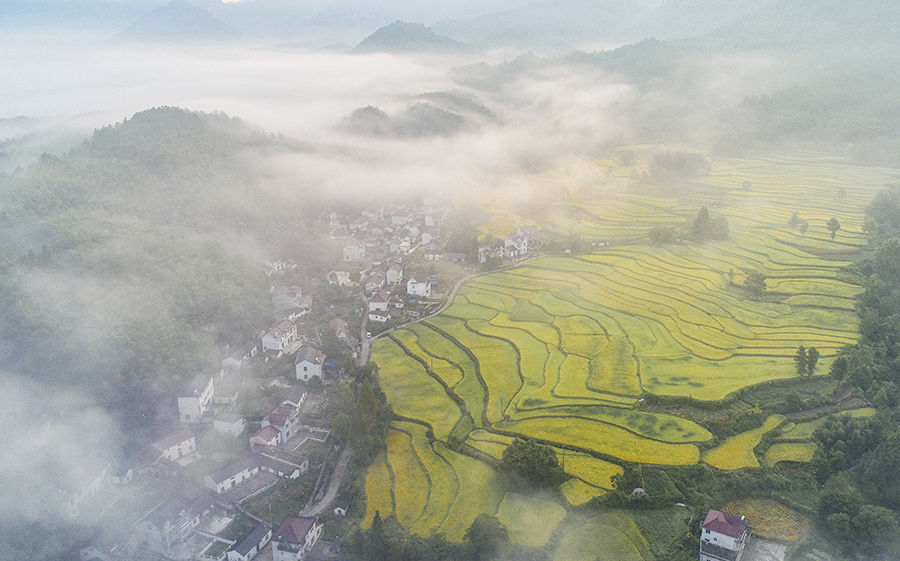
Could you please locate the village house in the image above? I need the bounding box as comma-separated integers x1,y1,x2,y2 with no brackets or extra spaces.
295,343,325,382
227,521,272,561
391,213,410,226
213,413,247,437
213,374,242,406
407,272,432,298
178,374,214,423
272,516,324,561
398,239,412,254
203,456,261,494
362,271,386,293
504,233,528,257
261,401,301,443
386,264,403,285
423,243,443,261
250,425,281,447
150,428,195,462
699,509,749,561
252,446,310,479
342,243,365,262
281,385,308,410
368,288,390,321
261,319,296,353
135,494,215,557
222,341,259,370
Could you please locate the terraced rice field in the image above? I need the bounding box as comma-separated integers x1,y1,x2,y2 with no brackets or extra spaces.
367,149,897,545
766,407,876,466
552,512,653,561
703,415,785,470
723,499,811,542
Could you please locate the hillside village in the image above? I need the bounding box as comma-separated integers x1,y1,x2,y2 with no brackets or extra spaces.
75,198,536,561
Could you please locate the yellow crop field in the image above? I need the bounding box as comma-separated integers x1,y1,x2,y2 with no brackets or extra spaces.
499,417,701,465
765,442,817,466
366,148,890,548
362,452,393,527
723,499,811,542
703,415,785,470
553,512,652,561
561,478,606,506
385,429,429,528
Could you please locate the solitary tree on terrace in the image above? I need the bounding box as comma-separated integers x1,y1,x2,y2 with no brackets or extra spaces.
807,347,820,376
744,271,767,296
795,346,808,376
827,217,841,239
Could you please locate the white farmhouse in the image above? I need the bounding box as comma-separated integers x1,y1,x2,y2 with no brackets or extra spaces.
203,456,260,494
261,319,296,353
407,272,432,298
295,344,325,382
150,428,196,462
272,516,324,561
178,374,214,423
699,509,749,561
213,413,246,437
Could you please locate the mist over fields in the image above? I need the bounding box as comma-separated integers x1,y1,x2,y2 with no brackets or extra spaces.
1,1,899,560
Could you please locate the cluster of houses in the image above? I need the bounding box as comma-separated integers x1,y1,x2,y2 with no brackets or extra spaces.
477,226,535,264
362,262,437,324
331,199,452,263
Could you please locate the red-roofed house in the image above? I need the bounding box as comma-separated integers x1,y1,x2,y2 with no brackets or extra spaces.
699,509,749,561
261,320,296,352
261,402,301,443
250,426,281,447
272,516,323,561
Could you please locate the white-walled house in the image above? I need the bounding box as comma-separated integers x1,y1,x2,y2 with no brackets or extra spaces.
252,446,309,479
178,375,214,423
151,428,196,461
261,319,296,352
407,272,432,298
699,509,749,561
261,402,301,443
227,521,272,561
136,495,215,557
213,413,246,437
504,233,528,257
272,516,324,561
295,344,325,382
203,456,260,494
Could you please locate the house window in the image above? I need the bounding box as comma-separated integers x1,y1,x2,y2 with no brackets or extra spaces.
705,529,710,534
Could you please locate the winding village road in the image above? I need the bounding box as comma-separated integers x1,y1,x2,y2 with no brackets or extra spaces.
300,446,351,516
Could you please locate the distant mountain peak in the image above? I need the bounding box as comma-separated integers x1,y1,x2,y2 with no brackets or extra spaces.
115,0,238,44
352,20,471,53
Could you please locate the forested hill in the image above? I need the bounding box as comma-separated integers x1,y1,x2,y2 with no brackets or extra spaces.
0,107,330,430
